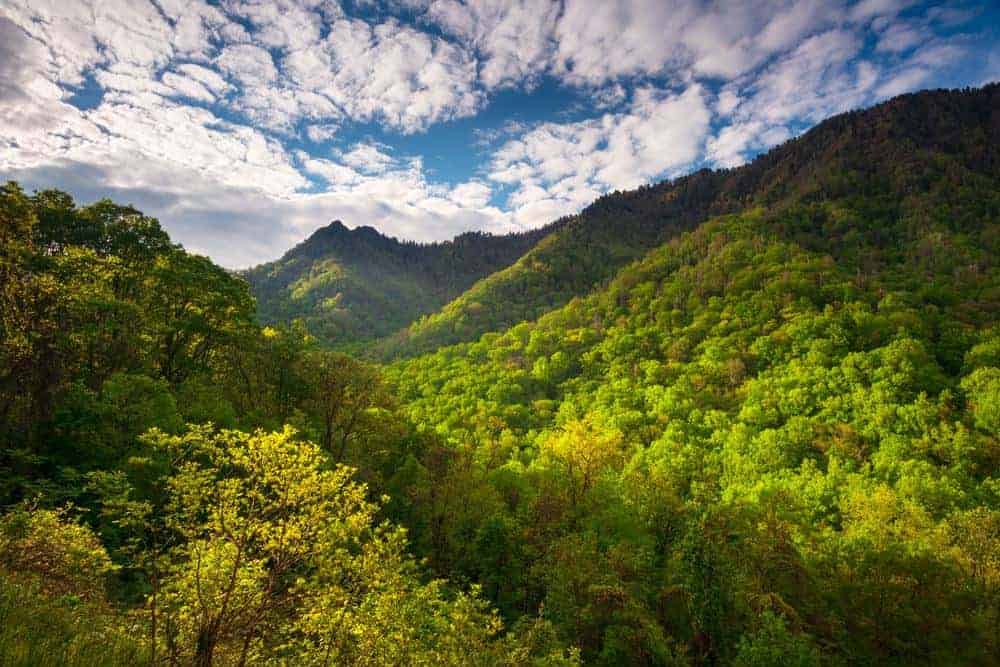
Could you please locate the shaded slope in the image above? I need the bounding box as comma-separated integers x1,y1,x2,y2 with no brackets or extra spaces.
377,84,1000,359
244,220,558,346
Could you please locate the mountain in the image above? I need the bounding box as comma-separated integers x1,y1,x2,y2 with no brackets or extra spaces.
0,183,571,666
376,84,1000,359
383,84,1000,663
244,219,558,347
4,84,1000,666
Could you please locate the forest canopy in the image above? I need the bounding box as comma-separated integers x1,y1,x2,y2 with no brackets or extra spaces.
2,84,1000,665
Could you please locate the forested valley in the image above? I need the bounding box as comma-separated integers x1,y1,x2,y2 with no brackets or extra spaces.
2,84,1000,666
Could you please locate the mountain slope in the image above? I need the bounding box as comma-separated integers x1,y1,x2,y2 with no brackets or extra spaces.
377,84,1000,359
244,221,558,346
381,84,1000,663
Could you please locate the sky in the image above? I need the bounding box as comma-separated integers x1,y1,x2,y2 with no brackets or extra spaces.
1,0,998,268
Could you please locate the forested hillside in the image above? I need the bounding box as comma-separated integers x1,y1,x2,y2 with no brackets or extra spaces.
2,84,1000,667
379,84,1000,663
245,218,557,347
378,84,1000,359
0,185,573,665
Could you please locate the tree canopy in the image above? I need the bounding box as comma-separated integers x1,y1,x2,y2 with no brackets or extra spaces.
3,84,1000,665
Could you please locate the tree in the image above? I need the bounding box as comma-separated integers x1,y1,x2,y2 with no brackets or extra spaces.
537,418,625,520
119,425,562,666
296,350,390,462
143,250,255,386
0,505,115,601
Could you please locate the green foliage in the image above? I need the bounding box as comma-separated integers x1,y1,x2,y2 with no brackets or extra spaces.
3,84,1000,665
130,425,538,665
381,84,1000,665
0,576,144,667
732,612,820,667
0,506,115,601
245,220,555,348
0,508,141,666
0,184,572,665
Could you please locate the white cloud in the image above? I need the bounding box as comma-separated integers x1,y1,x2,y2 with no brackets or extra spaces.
216,43,278,86
875,21,930,53
4,0,486,136
7,138,515,267
872,37,965,98
299,153,363,187
176,64,232,95
450,181,493,208
716,89,741,116
0,0,994,269
0,15,105,170
550,0,851,84
281,16,484,133
743,30,866,124
416,0,952,94
2,1,105,85
849,0,916,24
154,0,233,58
490,84,711,226
160,74,215,104
425,0,560,89
63,0,174,69
304,124,339,142
339,144,397,174
875,66,932,98
707,29,878,166
226,0,329,52
0,6,308,196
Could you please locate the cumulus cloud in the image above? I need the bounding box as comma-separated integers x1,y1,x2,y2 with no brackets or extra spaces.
0,0,994,266
161,72,216,103
550,0,915,86
339,144,397,174
282,16,484,133
490,85,712,226
176,64,231,95
217,43,279,86
228,0,330,52
304,123,339,142
425,0,560,89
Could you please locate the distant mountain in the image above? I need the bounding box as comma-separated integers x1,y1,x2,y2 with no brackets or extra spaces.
376,84,1000,359
243,220,558,347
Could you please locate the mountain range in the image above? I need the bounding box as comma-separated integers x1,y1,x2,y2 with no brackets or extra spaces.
243,218,559,347
4,83,1000,665
247,83,1000,359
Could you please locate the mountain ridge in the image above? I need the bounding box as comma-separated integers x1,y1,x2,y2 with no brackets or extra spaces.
373,83,1000,359
243,215,564,346
5,82,1000,666
246,84,999,357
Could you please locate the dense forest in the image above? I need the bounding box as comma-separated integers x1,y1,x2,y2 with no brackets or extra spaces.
373,83,1000,359
245,218,558,348
2,83,999,666
0,183,574,665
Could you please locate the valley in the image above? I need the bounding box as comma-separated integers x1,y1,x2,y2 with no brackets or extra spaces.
2,84,999,665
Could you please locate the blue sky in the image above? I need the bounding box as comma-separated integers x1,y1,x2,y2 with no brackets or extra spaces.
1,0,998,267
